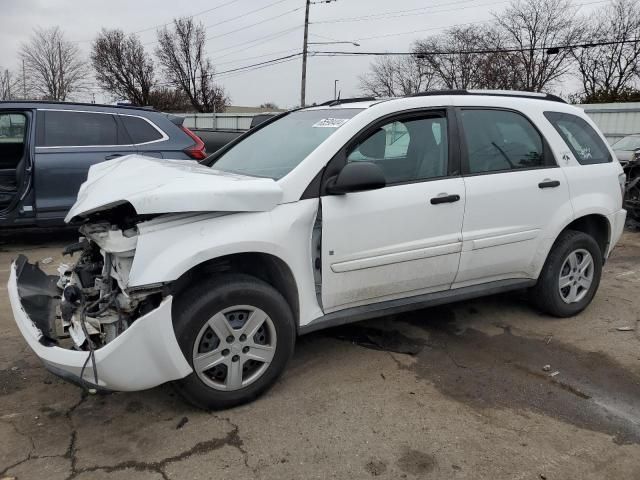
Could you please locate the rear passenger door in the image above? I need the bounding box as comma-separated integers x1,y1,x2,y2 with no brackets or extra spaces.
34,109,137,220
454,107,572,287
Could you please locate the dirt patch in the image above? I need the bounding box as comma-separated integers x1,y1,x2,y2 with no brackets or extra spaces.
333,305,640,445
0,367,28,396
365,459,387,476
397,448,436,475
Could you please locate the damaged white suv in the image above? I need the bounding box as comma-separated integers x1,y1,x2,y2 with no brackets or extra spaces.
8,91,627,409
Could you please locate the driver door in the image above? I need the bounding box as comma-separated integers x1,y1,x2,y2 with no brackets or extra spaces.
320,109,466,312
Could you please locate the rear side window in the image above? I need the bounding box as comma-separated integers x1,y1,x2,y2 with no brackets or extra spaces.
37,111,120,147
460,109,545,174
544,112,611,165
121,115,163,144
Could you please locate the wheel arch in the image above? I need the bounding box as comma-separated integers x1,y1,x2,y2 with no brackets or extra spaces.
170,252,300,329
554,213,611,261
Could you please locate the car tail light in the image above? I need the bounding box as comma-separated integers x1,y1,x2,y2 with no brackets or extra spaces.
619,172,627,208
180,126,207,160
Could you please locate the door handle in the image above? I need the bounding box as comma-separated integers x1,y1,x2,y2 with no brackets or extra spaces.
538,180,560,189
104,154,123,160
430,194,461,205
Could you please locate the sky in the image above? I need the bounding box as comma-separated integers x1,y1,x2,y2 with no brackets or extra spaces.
0,0,604,108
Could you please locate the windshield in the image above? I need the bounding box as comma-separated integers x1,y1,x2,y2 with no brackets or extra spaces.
612,135,640,151
210,108,363,179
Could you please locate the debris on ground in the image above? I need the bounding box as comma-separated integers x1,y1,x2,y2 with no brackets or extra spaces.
40,256,53,264
176,416,189,429
550,371,560,377
542,365,551,372
616,326,635,331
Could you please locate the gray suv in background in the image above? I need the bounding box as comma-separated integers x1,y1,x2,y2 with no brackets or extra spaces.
0,101,206,227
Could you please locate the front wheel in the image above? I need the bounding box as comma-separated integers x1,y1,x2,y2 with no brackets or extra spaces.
172,274,296,410
531,230,603,317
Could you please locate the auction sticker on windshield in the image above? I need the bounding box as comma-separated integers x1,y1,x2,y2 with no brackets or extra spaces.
312,118,350,128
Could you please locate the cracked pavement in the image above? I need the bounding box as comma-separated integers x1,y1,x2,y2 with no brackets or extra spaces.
2,229,640,479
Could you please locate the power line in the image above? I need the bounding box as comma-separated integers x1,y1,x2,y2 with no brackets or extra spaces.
214,48,301,67
313,0,504,24
309,37,640,57
143,0,296,46
215,55,303,80
131,0,243,35
315,0,608,44
215,52,302,76
205,5,303,42
209,26,302,60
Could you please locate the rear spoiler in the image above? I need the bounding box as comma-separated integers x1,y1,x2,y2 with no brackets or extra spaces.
165,114,185,126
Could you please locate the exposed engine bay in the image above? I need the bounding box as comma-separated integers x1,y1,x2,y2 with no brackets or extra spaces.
56,222,164,352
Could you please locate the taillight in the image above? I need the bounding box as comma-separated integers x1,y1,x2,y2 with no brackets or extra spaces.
619,172,627,208
180,126,207,160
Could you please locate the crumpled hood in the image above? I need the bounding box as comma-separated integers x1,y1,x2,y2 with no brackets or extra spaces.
65,155,283,221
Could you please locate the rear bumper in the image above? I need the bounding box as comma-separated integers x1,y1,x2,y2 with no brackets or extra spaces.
7,256,192,391
607,209,627,257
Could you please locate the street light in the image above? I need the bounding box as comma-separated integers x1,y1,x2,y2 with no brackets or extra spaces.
308,41,361,47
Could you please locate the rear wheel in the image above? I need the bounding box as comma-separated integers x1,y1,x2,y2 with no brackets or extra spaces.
531,230,603,317
173,274,296,410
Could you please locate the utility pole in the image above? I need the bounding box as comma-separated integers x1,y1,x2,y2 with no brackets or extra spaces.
300,0,311,108
334,79,339,99
22,59,26,99
300,0,337,107
58,41,64,101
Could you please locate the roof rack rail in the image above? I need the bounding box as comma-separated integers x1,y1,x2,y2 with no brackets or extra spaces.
0,99,159,111
408,89,567,104
317,96,377,107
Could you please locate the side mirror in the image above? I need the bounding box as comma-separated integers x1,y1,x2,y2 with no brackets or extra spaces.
326,161,386,195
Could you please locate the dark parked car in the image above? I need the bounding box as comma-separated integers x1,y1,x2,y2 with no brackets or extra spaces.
192,113,278,153
0,101,206,227
611,134,640,221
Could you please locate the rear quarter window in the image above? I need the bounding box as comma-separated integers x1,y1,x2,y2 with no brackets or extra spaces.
120,115,164,144
544,112,611,165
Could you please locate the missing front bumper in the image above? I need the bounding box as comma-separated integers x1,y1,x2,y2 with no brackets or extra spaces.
7,257,193,391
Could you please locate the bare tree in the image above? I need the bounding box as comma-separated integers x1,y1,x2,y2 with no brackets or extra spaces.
572,0,640,102
91,29,155,106
494,0,583,91
19,27,87,101
156,17,229,112
359,54,439,97
259,102,279,109
147,87,192,112
0,69,20,100
415,26,488,90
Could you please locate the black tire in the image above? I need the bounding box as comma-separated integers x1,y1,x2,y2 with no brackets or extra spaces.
530,230,603,317
172,273,296,410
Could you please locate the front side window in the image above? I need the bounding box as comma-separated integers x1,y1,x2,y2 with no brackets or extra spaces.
347,115,448,184
211,109,362,179
544,112,611,165
460,109,545,174
38,111,120,147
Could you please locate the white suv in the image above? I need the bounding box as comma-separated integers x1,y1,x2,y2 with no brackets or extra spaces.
8,90,627,409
